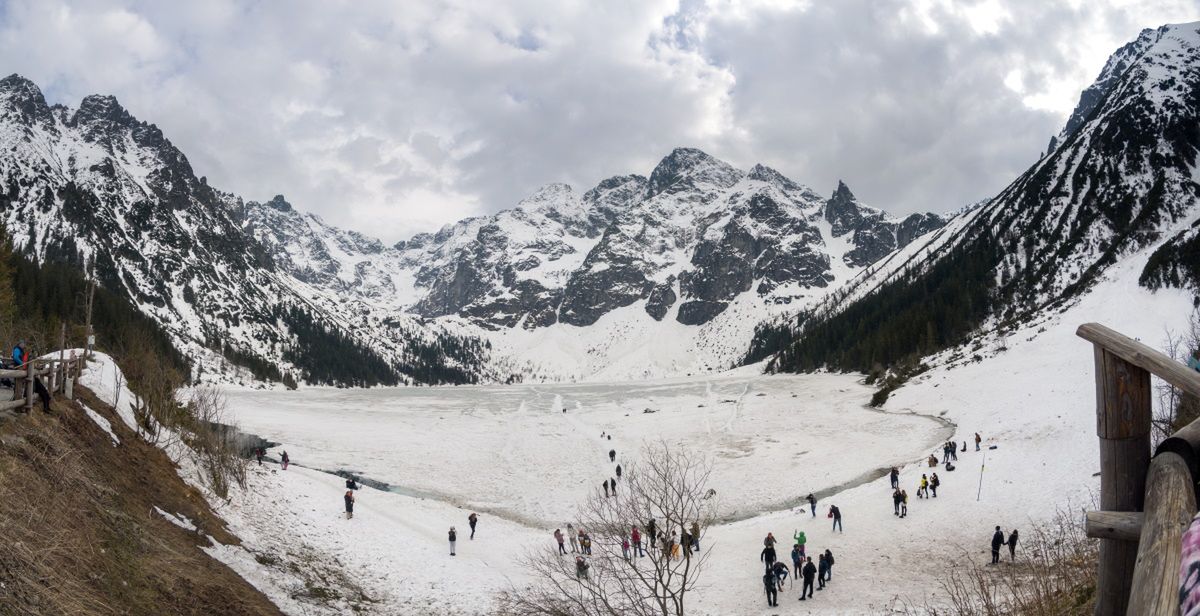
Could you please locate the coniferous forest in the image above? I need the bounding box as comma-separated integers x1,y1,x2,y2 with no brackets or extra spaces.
755,229,1001,374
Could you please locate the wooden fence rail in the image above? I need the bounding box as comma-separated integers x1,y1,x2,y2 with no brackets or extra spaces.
1078,323,1200,616
0,353,84,414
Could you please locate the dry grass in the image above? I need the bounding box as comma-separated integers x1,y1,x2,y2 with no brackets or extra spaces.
0,383,283,616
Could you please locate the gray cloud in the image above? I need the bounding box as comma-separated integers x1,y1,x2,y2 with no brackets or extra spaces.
0,0,1195,240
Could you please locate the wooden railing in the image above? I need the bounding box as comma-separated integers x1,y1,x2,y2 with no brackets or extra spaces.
1079,323,1200,616
0,351,84,414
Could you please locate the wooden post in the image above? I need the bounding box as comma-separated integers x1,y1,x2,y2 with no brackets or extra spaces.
1085,511,1144,542
1092,345,1152,616
1126,452,1196,615
57,322,65,393
23,360,33,412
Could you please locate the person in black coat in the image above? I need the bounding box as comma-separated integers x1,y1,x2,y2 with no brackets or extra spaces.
800,557,817,599
761,543,777,566
991,526,1004,564
817,554,830,589
609,449,616,462
823,549,835,580
830,505,842,532
647,518,657,546
468,512,479,539
763,568,778,606
343,490,355,519
806,493,817,518
1007,529,1019,561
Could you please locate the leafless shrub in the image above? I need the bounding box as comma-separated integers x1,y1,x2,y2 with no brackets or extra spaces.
185,387,248,499
1153,309,1200,444
499,441,715,616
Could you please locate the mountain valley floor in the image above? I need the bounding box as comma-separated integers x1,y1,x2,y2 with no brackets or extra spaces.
206,254,1195,615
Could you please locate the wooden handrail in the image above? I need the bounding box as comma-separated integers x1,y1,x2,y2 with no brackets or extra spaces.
1127,452,1196,615
1078,322,1200,398
1079,322,1200,616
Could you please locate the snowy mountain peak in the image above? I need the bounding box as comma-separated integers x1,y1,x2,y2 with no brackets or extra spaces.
1049,21,1200,154
517,182,576,210
0,73,53,128
646,147,743,198
264,194,294,212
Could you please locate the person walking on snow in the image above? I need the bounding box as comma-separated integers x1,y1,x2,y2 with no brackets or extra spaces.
800,556,816,600
807,493,817,517
830,505,843,532
890,467,900,489
603,481,610,498
255,447,264,466
280,451,289,470
817,553,830,590
823,549,835,581
1007,529,1019,562
449,526,457,556
554,528,566,555
468,512,479,539
930,473,940,498
616,464,622,480
344,490,354,519
609,449,616,463
991,526,1004,564
631,525,643,557
892,488,903,515
568,523,578,553
610,477,617,497
975,432,982,451
949,441,958,461
622,535,631,561
763,567,779,607
690,521,701,551
900,490,908,518
647,518,658,547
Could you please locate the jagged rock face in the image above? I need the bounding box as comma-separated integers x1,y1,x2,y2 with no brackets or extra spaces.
243,147,945,331
824,181,946,268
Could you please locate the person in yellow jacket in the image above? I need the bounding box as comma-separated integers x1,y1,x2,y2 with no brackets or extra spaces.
918,474,929,498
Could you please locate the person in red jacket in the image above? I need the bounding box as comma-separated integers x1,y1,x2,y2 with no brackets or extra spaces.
631,525,643,557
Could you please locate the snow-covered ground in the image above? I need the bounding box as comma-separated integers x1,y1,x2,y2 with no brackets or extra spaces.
205,246,1196,614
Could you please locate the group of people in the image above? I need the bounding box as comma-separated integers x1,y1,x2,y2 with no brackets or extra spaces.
449,513,482,556
760,530,834,605
557,516,704,577
990,526,1019,564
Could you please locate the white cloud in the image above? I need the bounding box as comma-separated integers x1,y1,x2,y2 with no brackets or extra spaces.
0,0,1195,240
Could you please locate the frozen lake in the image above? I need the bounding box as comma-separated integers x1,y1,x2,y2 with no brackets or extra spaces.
224,373,950,526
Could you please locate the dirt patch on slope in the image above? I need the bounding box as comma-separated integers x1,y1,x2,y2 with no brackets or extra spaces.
0,385,284,616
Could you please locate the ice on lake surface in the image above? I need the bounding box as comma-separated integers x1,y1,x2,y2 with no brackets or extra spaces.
225,373,948,526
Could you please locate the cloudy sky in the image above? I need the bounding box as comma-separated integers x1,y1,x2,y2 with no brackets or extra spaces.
0,0,1195,241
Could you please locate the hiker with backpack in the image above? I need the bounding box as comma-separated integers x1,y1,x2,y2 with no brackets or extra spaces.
763,566,778,606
